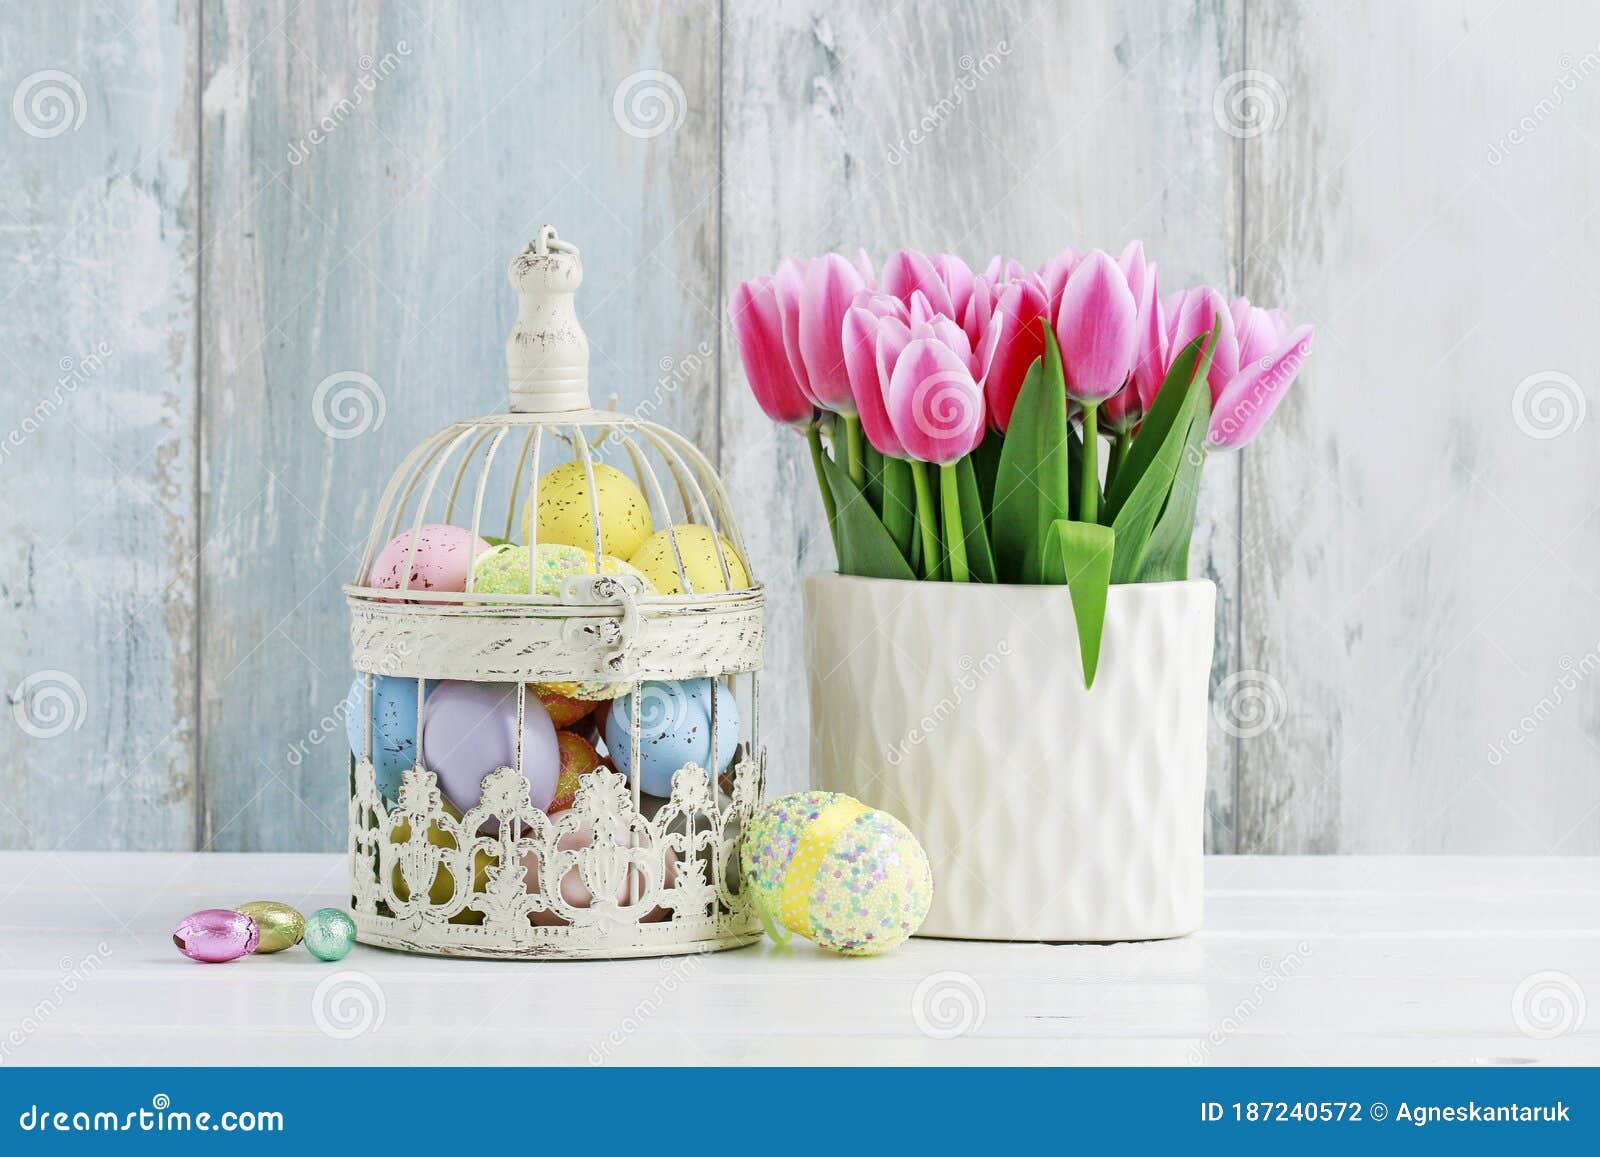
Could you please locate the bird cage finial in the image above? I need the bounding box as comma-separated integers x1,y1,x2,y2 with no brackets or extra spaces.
506,226,589,413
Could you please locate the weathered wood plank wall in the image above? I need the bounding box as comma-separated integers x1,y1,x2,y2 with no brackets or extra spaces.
2,0,1595,854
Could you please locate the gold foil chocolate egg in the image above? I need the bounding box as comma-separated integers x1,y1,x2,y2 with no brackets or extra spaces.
235,901,306,954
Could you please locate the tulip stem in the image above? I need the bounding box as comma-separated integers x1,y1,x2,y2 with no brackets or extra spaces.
1080,403,1101,524
1106,430,1131,492
940,464,968,582
805,424,838,530
843,414,866,489
910,459,942,580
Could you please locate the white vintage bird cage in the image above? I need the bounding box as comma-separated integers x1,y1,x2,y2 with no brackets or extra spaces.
343,227,765,959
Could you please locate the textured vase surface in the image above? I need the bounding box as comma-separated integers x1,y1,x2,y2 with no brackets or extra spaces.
804,574,1215,941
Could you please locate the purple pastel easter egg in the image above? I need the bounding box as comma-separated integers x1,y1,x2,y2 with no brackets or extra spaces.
422,680,560,816
173,908,260,963
369,524,489,603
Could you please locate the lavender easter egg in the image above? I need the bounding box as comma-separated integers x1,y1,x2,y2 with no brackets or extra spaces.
173,908,260,963
605,678,738,798
369,524,489,602
421,681,559,815
344,675,430,802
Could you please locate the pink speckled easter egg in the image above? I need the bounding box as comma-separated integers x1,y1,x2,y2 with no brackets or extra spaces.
173,908,260,963
370,524,489,602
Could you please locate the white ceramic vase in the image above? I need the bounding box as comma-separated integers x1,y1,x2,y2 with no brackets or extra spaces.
804,574,1215,942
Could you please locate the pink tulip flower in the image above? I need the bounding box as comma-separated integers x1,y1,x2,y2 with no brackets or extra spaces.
1100,243,1166,433
772,258,815,406
728,276,815,426
1208,315,1314,450
979,273,1051,432
1164,286,1239,399
842,292,912,457
797,253,872,414
1037,246,1081,314
886,335,987,465
1053,250,1139,404
880,250,977,331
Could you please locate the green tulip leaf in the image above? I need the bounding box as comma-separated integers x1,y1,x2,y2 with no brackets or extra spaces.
992,323,1071,583
1137,389,1212,582
954,454,997,582
1109,344,1213,583
1103,328,1213,520
816,447,916,581
1043,519,1115,688
879,455,917,563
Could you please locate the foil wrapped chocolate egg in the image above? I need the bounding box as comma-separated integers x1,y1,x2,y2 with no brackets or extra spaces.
235,901,305,954
173,908,260,963
303,908,358,961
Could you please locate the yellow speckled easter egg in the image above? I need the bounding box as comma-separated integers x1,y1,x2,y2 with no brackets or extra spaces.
629,525,750,595
471,542,654,598
389,817,493,924
742,791,932,956
523,461,653,559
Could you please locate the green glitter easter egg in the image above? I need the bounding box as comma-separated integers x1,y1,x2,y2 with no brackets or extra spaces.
742,791,932,956
302,907,358,961
471,541,654,599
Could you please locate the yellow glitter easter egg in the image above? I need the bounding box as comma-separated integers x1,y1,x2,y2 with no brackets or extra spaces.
629,525,750,595
471,542,654,598
742,791,932,956
523,461,653,560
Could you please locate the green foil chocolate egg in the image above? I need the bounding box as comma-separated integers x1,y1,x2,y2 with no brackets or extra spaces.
303,908,358,961
235,901,306,954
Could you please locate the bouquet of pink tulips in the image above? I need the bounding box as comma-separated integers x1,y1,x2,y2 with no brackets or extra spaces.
729,245,1313,684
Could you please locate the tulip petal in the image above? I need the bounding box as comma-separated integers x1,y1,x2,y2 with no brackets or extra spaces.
773,259,815,405
729,279,814,426
1167,287,1239,399
1054,250,1139,403
1131,262,1167,411
1207,325,1314,450
799,253,868,413
982,278,1050,432
887,338,985,465
843,306,903,457
882,249,956,316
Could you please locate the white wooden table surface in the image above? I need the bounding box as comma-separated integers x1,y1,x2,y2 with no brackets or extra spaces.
1,854,1595,1066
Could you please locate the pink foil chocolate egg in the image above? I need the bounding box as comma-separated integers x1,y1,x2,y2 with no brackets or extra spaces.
369,524,489,603
173,908,260,963
526,810,677,925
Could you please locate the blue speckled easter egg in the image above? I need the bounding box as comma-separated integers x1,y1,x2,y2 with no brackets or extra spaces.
345,676,432,802
605,679,738,798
